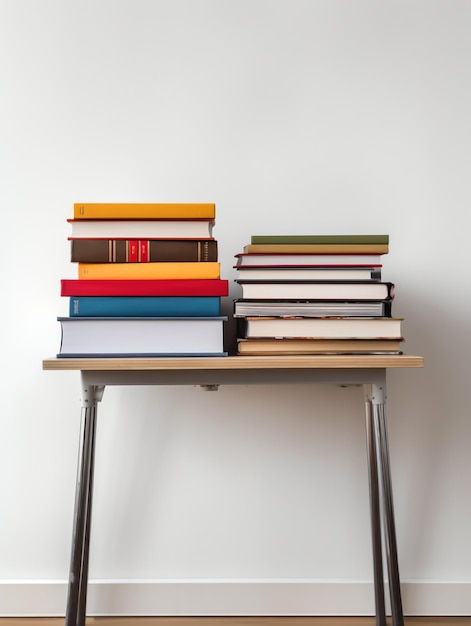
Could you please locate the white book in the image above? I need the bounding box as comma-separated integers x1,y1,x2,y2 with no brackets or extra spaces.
57,317,227,357
233,300,391,317
237,281,394,300
67,219,214,239
235,267,380,281
235,253,384,266
239,317,403,339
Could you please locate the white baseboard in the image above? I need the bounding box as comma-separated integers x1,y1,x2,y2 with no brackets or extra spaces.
1,580,470,617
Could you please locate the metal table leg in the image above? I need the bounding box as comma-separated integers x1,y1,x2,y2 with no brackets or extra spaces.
365,392,387,626
366,382,405,626
65,383,104,626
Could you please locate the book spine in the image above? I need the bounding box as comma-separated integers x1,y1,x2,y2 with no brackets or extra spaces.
77,262,220,280
243,244,389,254
60,279,229,297
69,296,221,317
70,239,218,263
68,219,214,239
250,235,389,244
73,203,216,219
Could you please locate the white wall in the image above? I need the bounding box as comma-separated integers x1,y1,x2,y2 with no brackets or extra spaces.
1,0,471,617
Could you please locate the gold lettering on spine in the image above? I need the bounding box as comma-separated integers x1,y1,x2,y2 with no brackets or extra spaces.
203,241,209,261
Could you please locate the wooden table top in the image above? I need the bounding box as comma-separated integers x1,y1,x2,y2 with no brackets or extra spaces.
43,355,424,371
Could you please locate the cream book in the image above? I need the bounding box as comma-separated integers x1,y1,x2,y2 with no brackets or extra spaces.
238,317,404,339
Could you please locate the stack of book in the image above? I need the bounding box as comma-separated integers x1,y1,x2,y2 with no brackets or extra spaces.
233,234,404,355
56,203,229,357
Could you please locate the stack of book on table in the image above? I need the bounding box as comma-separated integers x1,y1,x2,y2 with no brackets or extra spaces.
56,203,228,357
233,234,404,355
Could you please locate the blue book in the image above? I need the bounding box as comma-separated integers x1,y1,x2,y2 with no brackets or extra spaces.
69,296,221,317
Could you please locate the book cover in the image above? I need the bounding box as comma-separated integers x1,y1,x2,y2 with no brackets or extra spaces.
61,279,229,297
233,299,393,318
68,219,214,239
243,243,389,254
236,281,394,300
57,316,228,357
77,261,220,280
70,238,218,263
237,316,403,339
237,338,403,355
250,234,389,244
73,203,215,220
235,253,384,266
234,267,381,281
69,296,221,317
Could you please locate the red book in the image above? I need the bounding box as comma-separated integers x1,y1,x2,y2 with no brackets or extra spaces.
61,279,229,297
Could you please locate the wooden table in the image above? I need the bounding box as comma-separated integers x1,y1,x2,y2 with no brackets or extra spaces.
43,355,424,626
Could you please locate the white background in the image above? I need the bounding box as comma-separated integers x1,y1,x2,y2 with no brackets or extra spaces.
1,0,470,616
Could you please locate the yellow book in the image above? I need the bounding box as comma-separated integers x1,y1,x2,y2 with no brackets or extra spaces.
78,262,220,280
73,203,215,219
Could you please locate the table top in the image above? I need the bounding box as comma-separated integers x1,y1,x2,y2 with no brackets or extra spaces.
43,355,424,371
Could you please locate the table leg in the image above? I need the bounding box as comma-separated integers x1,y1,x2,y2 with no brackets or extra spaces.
375,396,404,626
367,382,404,626
365,393,387,626
65,384,104,626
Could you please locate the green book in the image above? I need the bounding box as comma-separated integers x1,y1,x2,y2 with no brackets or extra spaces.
250,234,390,244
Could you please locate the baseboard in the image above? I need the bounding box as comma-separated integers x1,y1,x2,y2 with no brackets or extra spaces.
1,580,470,617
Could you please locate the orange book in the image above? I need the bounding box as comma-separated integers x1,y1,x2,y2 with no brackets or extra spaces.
73,203,215,220
77,262,220,280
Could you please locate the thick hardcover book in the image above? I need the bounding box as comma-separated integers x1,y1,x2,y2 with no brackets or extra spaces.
234,267,381,281
250,234,389,245
57,316,228,357
236,281,394,300
68,219,214,239
69,296,221,317
77,261,220,280
70,239,218,263
243,243,389,254
61,279,229,297
235,253,384,266
233,299,393,318
73,203,215,219
237,316,403,339
237,338,403,355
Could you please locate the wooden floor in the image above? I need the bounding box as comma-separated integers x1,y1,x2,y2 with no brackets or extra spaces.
1,618,470,626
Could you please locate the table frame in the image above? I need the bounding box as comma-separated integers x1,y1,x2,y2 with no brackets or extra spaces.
42,355,424,626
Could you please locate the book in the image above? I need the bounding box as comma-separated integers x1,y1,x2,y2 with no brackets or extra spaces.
61,278,229,297
57,316,227,357
243,243,389,254
250,234,389,245
70,239,218,263
234,267,381,281
237,338,403,355
68,219,214,239
235,253,384,266
77,262,220,280
69,296,221,317
73,203,215,220
237,316,403,339
233,299,393,318
236,281,394,300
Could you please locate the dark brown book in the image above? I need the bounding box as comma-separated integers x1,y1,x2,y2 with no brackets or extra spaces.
70,238,218,263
